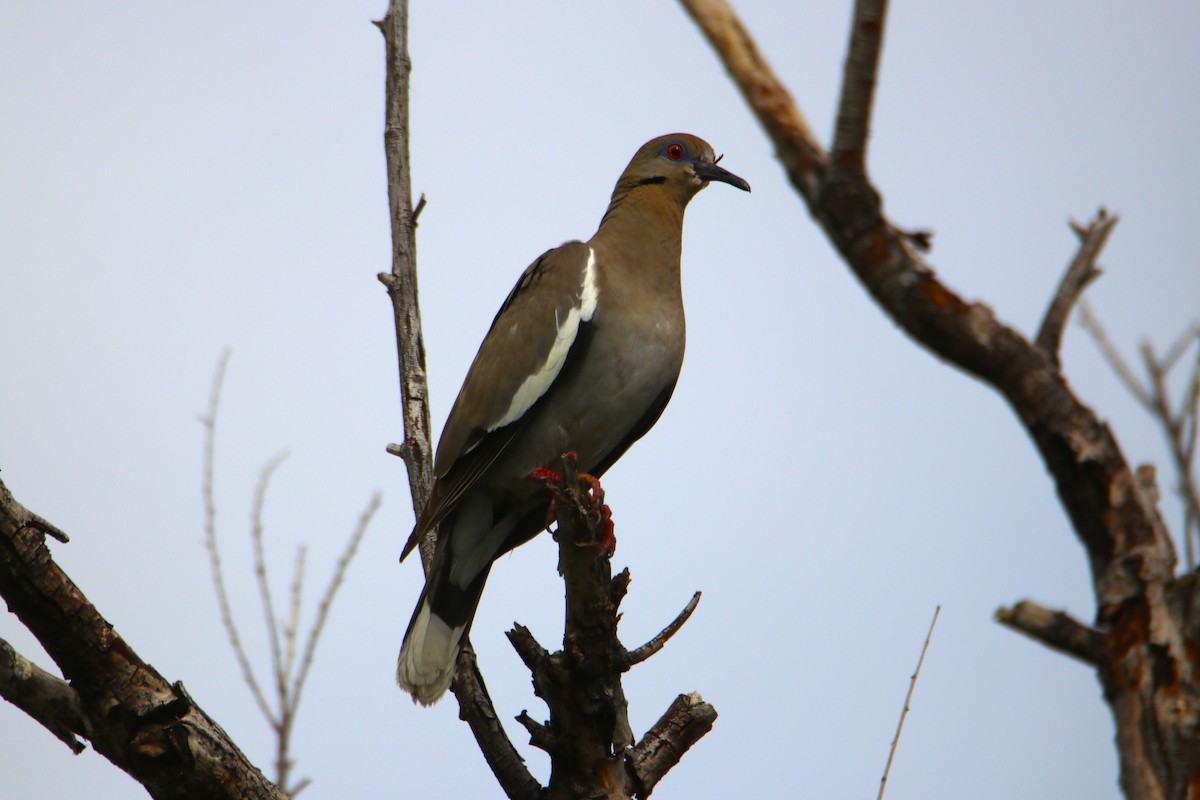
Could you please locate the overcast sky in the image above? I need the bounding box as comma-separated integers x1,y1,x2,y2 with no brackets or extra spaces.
3,2,1199,798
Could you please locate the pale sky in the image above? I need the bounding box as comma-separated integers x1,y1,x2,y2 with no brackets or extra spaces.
3,2,1199,798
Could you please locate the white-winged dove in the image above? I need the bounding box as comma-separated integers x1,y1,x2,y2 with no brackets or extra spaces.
397,133,750,705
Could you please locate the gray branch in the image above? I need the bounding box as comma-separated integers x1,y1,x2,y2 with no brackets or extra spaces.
1035,211,1115,367
995,599,1104,666
0,638,87,754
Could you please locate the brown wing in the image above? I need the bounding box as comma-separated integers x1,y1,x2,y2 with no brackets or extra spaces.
401,240,595,560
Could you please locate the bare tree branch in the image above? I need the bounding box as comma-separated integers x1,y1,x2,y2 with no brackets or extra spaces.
627,693,717,800
501,457,714,799
201,350,276,725
1141,342,1200,561
1161,322,1200,372
1078,300,1155,408
995,600,1104,666
251,451,290,729
831,0,889,172
624,592,701,668
200,350,380,794
678,0,825,193
290,492,381,712
451,646,543,800
680,2,1198,796
281,545,306,702
21,511,70,544
0,638,87,754
680,0,1162,605
1035,212,1114,367
375,4,540,797
375,0,434,545
1080,309,1200,569
0,477,288,800
878,606,940,800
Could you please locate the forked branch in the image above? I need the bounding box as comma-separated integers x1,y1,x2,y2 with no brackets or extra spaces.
0,477,288,800
680,3,1194,798
1035,211,1115,367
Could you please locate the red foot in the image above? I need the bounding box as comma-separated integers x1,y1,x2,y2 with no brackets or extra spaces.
529,468,560,530
579,472,604,503
529,451,579,486
530,455,614,554
530,467,560,484
598,503,616,557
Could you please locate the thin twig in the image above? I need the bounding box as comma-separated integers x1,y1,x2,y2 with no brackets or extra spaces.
281,544,306,689
878,605,940,800
1080,309,1200,568
1035,211,1115,367
1181,344,1200,465
272,492,377,794
201,350,275,725
624,591,701,668
251,450,290,730
290,491,381,711
830,0,890,172
1078,301,1154,409
1142,339,1200,565
1162,322,1200,372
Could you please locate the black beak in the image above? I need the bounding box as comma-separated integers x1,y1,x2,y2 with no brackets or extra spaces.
694,160,751,192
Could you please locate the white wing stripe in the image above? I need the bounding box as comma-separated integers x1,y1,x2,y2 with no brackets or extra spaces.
490,248,598,431
579,247,599,322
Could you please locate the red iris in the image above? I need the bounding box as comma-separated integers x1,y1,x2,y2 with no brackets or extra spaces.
667,143,684,160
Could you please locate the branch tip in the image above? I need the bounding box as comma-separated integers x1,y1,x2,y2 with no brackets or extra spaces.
624,591,702,668
1035,210,1118,367
995,599,1103,665
627,692,718,798
830,0,891,172
878,605,939,800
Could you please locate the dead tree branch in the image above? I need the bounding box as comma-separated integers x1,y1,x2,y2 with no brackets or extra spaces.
624,591,701,668
1080,306,1200,569
374,4,541,799
201,349,275,725
878,606,940,800
0,477,288,800
375,0,434,540
831,0,889,173
200,353,380,795
511,456,712,800
627,693,718,800
0,638,87,754
680,1,1200,796
995,600,1104,666
1036,211,1114,367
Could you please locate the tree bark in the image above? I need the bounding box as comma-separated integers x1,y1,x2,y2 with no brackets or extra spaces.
508,457,716,800
679,1,1200,797
0,479,287,800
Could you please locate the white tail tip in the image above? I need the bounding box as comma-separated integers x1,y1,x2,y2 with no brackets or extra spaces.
397,601,464,706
